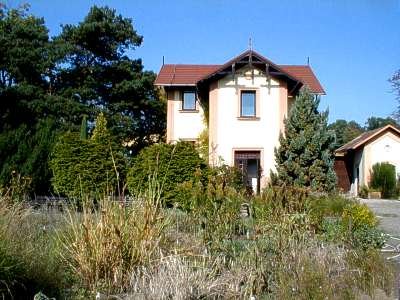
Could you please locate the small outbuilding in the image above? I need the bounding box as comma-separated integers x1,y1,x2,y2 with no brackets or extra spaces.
334,125,400,196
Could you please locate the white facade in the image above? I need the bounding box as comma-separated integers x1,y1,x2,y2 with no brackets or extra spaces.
349,131,400,196
208,67,288,187
166,67,289,188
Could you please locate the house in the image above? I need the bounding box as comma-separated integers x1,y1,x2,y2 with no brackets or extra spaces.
334,125,400,196
155,50,325,193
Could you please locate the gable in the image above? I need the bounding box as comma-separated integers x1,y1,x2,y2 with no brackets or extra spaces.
155,50,325,94
335,125,400,156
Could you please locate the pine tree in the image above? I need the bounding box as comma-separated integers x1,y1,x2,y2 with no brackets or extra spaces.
273,89,336,192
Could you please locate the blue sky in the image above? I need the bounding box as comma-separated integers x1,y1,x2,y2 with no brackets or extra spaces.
11,0,400,124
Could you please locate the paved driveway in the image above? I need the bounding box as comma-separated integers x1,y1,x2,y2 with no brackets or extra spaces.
360,198,400,237
360,198,400,299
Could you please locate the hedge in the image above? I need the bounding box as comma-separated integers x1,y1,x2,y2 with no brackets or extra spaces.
127,142,206,204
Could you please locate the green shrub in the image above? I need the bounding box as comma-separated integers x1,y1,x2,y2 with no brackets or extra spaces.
350,225,385,250
309,194,350,228
370,162,397,198
50,113,127,199
359,185,369,199
127,141,206,204
342,202,377,229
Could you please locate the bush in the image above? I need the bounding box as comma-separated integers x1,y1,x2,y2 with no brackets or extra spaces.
309,194,349,228
370,162,397,198
127,142,206,205
342,202,377,229
50,114,127,199
359,185,369,199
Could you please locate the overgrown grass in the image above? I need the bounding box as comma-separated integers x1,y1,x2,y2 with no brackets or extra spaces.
59,177,169,295
0,201,68,299
0,177,395,299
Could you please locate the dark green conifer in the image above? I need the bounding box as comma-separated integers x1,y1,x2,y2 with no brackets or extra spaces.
273,89,336,192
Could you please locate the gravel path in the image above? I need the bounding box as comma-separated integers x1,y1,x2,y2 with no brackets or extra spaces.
360,198,400,299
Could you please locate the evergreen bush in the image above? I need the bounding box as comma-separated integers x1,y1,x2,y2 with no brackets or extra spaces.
370,162,397,199
127,142,206,204
50,113,127,199
273,89,336,192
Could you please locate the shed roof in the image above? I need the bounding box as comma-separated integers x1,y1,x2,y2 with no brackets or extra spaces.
335,124,400,155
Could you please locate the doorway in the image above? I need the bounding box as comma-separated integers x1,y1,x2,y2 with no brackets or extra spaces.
234,151,261,194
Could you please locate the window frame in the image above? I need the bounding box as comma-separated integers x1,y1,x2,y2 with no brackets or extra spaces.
240,90,257,118
181,91,197,111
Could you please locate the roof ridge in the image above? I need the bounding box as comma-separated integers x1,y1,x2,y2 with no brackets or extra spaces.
336,124,400,153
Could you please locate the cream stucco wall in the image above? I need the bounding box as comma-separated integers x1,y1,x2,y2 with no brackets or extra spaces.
363,132,400,185
348,131,400,196
209,67,288,187
166,90,206,143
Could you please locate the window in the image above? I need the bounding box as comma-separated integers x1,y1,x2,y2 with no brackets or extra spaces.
182,91,196,110
240,91,256,117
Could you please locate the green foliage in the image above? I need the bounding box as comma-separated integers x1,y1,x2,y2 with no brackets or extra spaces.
316,200,384,250
50,114,127,199
80,115,88,140
0,118,58,194
342,203,378,229
273,89,336,192
127,142,206,204
365,116,398,131
0,5,166,195
55,5,166,152
328,119,364,148
308,194,350,226
350,225,385,250
359,185,369,199
370,162,397,198
197,127,209,163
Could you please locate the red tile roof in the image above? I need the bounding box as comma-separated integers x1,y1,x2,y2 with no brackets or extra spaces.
155,64,220,86
155,52,325,94
280,65,325,94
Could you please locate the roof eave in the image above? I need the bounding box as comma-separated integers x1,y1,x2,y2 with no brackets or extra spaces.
154,83,197,87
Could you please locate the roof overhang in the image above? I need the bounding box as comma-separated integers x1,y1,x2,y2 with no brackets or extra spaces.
335,124,400,156
197,50,303,94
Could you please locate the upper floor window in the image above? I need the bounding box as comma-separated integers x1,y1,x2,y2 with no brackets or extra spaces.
182,91,196,110
240,91,256,117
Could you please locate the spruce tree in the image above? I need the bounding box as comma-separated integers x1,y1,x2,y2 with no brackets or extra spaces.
273,89,336,192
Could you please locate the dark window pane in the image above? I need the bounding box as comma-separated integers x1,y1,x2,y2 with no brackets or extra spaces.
241,91,255,117
183,92,196,110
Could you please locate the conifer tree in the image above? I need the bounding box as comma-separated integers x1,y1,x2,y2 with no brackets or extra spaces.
91,112,109,142
273,89,336,192
80,115,88,140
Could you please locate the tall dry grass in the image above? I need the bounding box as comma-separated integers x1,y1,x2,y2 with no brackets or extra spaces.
59,176,169,294
0,200,67,298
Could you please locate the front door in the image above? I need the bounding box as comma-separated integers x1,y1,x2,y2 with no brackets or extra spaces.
234,151,261,194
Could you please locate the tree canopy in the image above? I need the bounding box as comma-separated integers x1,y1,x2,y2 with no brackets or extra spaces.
0,5,165,194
